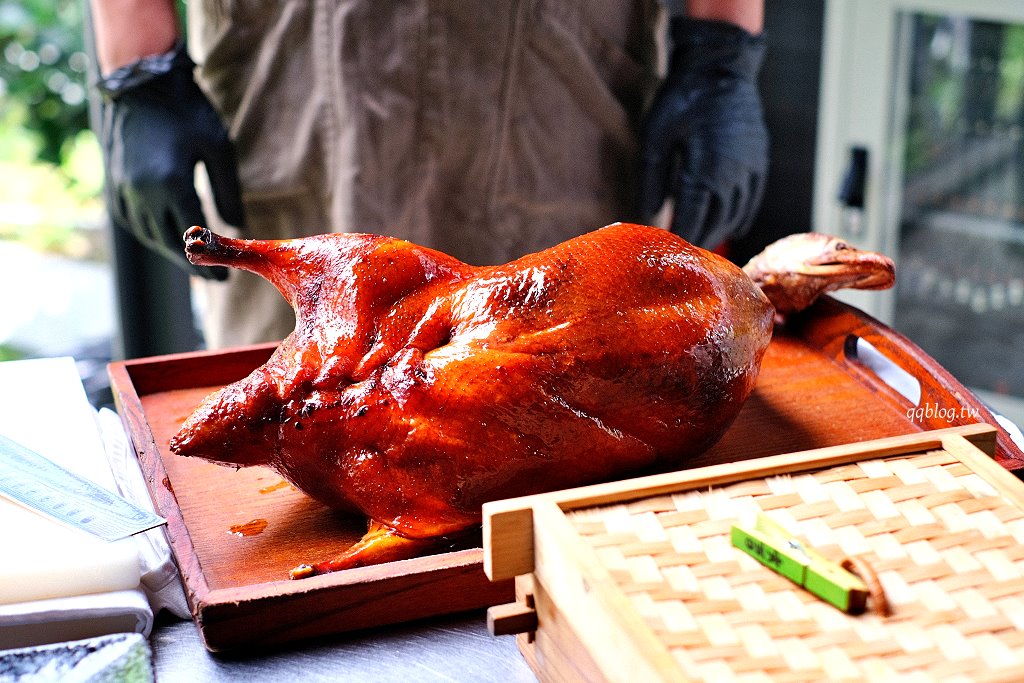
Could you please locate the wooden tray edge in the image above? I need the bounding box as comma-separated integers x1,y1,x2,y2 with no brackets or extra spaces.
193,548,513,651
108,359,212,606
795,297,1024,473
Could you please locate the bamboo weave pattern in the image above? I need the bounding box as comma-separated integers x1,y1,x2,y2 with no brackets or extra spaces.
568,449,1024,682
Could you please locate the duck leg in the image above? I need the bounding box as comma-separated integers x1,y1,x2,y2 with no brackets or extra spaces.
289,521,446,579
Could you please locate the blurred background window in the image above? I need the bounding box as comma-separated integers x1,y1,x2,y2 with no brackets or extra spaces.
894,13,1024,422
815,1,1024,429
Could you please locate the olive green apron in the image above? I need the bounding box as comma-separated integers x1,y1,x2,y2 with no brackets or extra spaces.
189,0,660,347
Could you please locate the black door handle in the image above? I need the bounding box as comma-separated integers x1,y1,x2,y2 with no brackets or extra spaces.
838,146,869,209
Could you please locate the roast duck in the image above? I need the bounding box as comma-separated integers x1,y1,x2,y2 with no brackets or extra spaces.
171,223,894,577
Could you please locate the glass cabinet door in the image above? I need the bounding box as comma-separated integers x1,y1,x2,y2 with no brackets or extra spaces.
816,0,1024,427
888,11,1024,424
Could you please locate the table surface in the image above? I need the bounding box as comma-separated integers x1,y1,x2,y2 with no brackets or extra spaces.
151,610,537,682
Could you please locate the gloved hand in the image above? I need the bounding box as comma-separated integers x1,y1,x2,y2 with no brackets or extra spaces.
638,18,769,250
97,42,244,280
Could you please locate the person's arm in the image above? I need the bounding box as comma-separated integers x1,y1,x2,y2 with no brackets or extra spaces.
89,0,180,73
637,0,769,250
686,0,763,34
87,0,242,280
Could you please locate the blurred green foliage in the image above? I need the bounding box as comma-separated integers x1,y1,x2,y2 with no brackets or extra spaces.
0,0,105,258
904,16,1024,176
0,0,90,166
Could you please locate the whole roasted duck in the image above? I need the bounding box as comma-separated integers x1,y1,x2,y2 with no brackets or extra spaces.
170,223,893,577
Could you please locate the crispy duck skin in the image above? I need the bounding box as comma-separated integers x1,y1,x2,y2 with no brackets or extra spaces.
170,223,892,576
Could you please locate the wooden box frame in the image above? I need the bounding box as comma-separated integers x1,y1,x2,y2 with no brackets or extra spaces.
482,425,1015,682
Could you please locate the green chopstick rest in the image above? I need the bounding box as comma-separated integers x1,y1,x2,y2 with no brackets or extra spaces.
731,513,869,615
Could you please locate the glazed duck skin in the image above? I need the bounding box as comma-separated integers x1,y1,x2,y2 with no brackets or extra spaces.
171,223,892,576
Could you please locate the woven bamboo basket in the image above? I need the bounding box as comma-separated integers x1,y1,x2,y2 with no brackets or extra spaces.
483,424,1024,682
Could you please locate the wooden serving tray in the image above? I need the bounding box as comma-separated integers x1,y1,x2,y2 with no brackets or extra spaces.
108,297,1024,651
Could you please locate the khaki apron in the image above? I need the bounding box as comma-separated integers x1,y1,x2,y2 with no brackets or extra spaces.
189,0,660,347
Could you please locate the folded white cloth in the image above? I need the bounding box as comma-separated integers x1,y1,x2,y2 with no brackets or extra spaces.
0,591,152,651
0,358,187,652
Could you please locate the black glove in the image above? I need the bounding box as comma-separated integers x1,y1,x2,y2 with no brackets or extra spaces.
638,18,769,250
96,42,243,280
